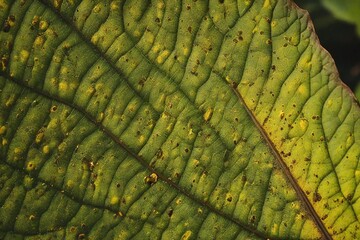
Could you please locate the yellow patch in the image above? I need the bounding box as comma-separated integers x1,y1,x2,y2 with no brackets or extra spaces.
110,196,119,205
20,50,29,63
181,230,192,240
299,119,308,131
263,0,271,8
0,125,6,135
42,145,50,154
203,108,213,122
39,20,48,30
156,50,170,64
35,132,44,144
59,81,68,91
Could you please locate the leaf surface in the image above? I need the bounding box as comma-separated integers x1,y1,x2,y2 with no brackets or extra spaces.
0,0,359,239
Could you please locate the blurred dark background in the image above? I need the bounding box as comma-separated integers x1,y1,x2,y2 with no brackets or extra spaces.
294,0,360,99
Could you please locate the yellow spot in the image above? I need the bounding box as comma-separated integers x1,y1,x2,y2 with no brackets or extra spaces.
110,196,119,205
110,1,120,10
87,86,95,95
176,198,182,205
157,1,164,9
97,112,104,122
5,95,15,107
181,230,192,240
263,0,271,8
271,20,277,27
203,108,213,122
156,50,170,64
67,180,74,188
183,47,189,56
34,36,45,47
95,83,104,91
197,208,203,214
299,119,308,131
245,0,252,6
0,1,8,9
60,67,69,75
144,173,158,185
356,170,360,181
166,122,174,132
93,4,101,13
188,128,193,136
145,32,155,44
31,16,40,26
271,223,279,235
152,44,161,53
14,147,22,155
26,161,36,171
327,99,333,107
2,138,8,146
20,50,29,63
35,132,44,144
53,56,61,63
138,135,145,144
59,81,68,91
346,134,354,148
133,30,141,38
53,0,62,9
298,84,308,95
51,77,58,85
279,111,284,119
0,125,6,135
225,75,232,83
43,145,50,154
39,20,48,30
91,35,99,44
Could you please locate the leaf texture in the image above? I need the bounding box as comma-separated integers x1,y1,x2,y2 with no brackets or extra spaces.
0,0,359,239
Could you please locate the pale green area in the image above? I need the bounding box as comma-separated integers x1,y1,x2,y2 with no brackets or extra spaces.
321,0,360,35
0,0,359,239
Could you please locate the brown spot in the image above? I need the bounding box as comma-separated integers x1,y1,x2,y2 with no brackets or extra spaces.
168,208,173,217
313,192,322,202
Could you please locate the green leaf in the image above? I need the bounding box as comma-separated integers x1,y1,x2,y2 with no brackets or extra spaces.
321,0,360,36
0,0,359,239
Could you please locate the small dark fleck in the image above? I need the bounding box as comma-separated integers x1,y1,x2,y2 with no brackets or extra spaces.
241,175,247,182
3,21,10,32
156,148,163,159
219,0,224,3
168,209,173,217
313,192,322,202
347,194,353,201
